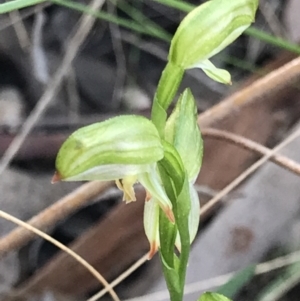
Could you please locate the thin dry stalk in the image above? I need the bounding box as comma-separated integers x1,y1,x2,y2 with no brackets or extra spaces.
87,253,150,301
0,0,106,177
200,126,300,216
0,210,120,301
202,128,300,176
259,1,287,38
0,181,113,258
8,9,30,51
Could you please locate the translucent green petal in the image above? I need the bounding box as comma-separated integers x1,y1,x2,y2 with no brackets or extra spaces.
60,163,150,182
144,198,160,258
138,165,174,222
194,59,231,85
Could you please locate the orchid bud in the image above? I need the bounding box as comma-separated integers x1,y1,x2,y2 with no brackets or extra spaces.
169,0,258,83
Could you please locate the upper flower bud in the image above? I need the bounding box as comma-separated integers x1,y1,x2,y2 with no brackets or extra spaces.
168,0,258,83
54,115,164,181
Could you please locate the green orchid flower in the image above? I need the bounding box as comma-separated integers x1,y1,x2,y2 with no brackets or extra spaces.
52,115,175,257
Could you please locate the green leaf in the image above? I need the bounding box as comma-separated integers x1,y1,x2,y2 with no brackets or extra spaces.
198,292,232,301
165,88,203,182
175,175,191,282
217,265,255,298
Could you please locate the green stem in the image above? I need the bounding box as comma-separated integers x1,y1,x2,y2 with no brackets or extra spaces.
158,166,183,301
151,61,184,135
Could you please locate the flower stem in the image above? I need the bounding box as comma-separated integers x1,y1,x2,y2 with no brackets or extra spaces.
151,61,184,136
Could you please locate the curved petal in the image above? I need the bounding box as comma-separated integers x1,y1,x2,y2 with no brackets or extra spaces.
115,175,138,203
138,165,174,223
192,59,231,85
144,198,160,259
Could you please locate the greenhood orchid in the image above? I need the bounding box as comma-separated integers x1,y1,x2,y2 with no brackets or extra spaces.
53,0,258,300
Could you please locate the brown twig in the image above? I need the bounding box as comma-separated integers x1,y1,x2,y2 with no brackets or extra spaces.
0,210,120,301
202,128,300,176
87,253,150,301
8,9,30,51
200,126,300,216
0,181,113,258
